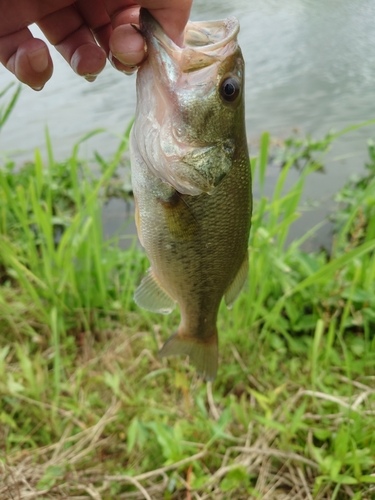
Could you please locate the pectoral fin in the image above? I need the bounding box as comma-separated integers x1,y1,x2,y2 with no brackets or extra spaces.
160,191,199,241
224,250,249,309
134,268,175,314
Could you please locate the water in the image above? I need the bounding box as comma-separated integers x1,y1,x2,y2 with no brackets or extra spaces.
1,0,375,248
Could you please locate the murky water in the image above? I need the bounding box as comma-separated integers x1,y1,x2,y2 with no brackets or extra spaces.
1,0,375,248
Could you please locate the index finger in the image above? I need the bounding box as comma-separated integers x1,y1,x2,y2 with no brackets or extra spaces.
104,0,191,44
77,0,142,71
102,0,192,68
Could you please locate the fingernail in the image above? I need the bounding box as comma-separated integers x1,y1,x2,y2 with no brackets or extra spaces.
109,50,142,70
122,65,138,75
32,85,44,91
84,74,98,82
109,51,122,70
28,46,49,73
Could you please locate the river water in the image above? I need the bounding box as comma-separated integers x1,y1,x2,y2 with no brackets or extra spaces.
1,0,375,249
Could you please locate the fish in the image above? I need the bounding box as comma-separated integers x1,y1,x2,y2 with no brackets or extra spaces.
130,8,252,381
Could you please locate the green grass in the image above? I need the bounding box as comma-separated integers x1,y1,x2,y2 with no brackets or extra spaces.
0,86,375,499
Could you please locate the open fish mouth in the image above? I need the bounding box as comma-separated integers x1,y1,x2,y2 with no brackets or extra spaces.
139,8,240,72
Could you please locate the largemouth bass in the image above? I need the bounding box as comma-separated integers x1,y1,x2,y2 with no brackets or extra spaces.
130,8,252,381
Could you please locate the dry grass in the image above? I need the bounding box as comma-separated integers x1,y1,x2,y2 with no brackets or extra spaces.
2,336,374,500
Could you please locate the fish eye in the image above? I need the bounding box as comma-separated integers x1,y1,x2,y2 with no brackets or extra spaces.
220,77,240,102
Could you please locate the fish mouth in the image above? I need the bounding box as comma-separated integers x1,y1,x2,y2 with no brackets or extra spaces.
134,10,240,196
139,8,239,72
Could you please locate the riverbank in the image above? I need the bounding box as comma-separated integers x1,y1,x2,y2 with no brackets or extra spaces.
1,88,375,498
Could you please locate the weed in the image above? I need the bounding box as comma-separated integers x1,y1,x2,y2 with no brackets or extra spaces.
0,85,375,500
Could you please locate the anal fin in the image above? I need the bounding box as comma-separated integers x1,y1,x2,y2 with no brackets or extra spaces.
134,268,175,314
224,250,249,309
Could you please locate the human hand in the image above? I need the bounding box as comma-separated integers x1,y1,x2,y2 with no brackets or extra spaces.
0,0,192,90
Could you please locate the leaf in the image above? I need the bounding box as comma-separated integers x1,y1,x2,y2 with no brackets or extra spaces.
303,241,375,291
103,371,120,396
147,421,182,463
359,475,375,483
292,315,319,332
191,474,211,489
313,429,331,441
127,417,139,454
220,466,248,492
342,288,374,303
0,411,17,429
334,474,358,485
258,132,269,190
36,465,64,490
0,345,10,362
0,84,21,129
6,373,24,393
36,477,56,491
329,458,342,481
290,400,307,434
254,414,287,433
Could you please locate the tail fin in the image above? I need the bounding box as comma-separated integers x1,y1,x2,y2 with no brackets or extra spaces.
158,329,218,381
